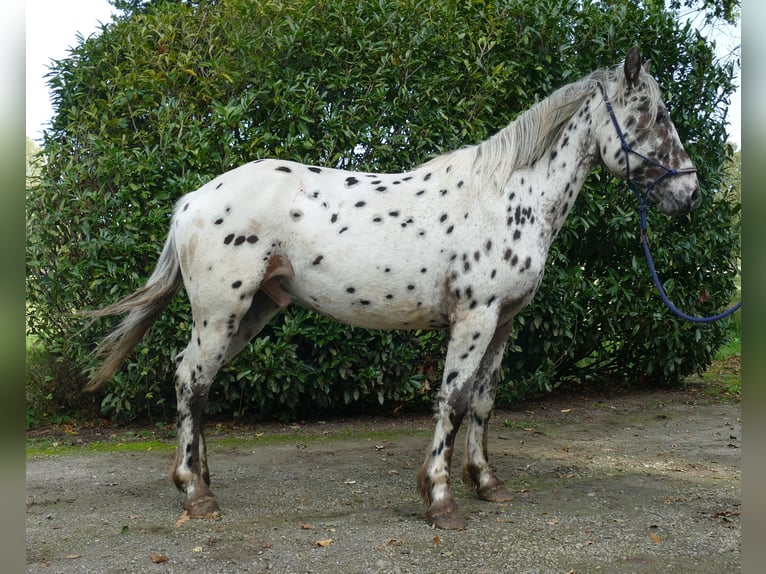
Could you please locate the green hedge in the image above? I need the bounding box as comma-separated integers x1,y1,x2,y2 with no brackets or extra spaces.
26,0,740,423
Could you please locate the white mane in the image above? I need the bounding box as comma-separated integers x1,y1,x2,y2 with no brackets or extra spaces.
418,63,663,190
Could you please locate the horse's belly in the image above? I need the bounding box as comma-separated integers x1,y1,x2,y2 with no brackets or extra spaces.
284,281,449,331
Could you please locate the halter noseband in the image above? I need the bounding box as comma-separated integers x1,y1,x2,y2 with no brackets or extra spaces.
596,82,697,207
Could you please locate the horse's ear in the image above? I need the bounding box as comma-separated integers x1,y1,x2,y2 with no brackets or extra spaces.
643,60,652,74
624,46,641,87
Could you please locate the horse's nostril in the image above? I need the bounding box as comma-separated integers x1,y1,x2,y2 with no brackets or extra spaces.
691,187,700,203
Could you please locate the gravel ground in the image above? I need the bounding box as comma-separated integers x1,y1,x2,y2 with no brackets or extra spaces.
26,386,740,573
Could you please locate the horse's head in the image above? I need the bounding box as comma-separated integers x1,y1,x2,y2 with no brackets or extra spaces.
596,47,700,216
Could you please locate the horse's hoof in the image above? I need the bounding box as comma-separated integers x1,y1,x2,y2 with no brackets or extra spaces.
477,481,514,503
426,498,466,530
184,495,221,519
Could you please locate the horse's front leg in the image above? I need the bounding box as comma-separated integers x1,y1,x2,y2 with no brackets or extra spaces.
417,309,499,529
462,321,515,503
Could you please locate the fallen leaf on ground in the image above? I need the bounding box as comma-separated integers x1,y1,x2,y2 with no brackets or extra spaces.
649,532,661,544
192,546,203,552
432,534,441,545
300,522,316,530
561,408,572,413
712,509,740,520
149,553,168,564
65,554,82,560
315,538,333,547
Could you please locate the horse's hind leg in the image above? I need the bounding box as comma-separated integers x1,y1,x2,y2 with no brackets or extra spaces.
171,290,282,517
171,325,229,517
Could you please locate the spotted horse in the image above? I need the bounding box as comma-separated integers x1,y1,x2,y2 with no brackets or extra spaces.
85,47,699,530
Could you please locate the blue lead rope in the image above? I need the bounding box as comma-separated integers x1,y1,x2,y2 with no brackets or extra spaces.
638,201,741,323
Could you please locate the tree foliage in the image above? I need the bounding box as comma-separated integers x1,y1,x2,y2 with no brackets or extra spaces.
26,0,740,422
668,0,740,26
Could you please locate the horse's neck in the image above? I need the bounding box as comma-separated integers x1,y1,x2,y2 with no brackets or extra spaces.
510,95,602,246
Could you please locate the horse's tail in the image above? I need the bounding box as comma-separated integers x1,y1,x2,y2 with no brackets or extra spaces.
83,229,182,391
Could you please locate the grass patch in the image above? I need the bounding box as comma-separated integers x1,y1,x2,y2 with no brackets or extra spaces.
26,438,174,457
26,423,431,458
696,356,741,402
715,331,740,360
503,419,538,431
704,294,740,401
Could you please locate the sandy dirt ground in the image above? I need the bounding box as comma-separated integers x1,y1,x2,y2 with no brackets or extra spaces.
26,383,740,573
